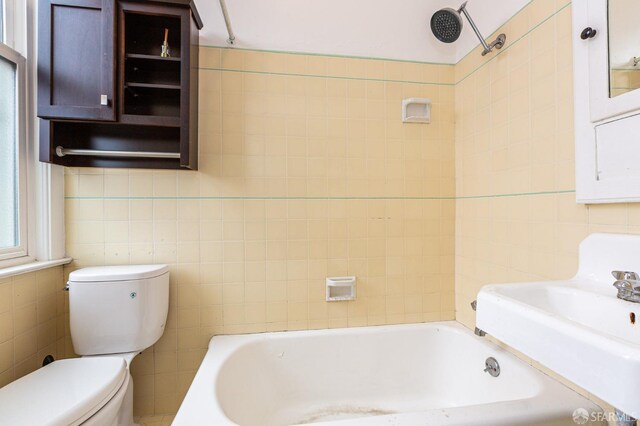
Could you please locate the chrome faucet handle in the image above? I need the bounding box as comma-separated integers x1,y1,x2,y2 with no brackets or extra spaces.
612,271,639,281
614,280,633,291
613,270,640,303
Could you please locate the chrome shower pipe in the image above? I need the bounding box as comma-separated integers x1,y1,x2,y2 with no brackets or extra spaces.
458,2,491,54
456,2,506,56
219,0,236,45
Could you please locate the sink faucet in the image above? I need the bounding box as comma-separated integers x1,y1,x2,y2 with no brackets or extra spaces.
612,270,640,303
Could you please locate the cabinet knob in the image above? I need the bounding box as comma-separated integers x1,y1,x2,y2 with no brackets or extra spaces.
100,94,109,106
580,27,597,40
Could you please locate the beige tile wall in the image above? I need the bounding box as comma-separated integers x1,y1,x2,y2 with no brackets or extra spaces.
453,0,640,330
611,69,640,97
60,0,640,417
0,267,66,388
455,0,575,327
64,49,456,416
454,0,640,416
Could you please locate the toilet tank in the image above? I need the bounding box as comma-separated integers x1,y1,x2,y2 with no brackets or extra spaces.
68,265,169,356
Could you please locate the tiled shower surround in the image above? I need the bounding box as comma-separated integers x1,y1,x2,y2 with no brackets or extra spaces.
64,46,456,414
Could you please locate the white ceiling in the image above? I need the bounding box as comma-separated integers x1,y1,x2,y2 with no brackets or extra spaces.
198,0,531,64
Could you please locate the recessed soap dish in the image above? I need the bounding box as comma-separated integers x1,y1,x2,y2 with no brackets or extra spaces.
326,277,356,302
402,98,431,123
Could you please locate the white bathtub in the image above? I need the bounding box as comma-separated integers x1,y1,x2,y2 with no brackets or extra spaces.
174,322,604,425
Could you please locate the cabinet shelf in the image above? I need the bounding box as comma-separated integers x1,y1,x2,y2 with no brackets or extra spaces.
125,56,180,86
125,82,181,90
125,53,181,62
42,121,182,169
120,114,181,128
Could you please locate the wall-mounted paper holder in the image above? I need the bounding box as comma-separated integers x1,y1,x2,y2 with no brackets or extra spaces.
326,277,356,302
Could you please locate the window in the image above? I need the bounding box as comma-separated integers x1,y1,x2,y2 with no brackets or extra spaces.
0,0,66,271
0,18,27,262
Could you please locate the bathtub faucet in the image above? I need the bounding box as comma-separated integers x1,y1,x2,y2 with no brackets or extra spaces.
470,300,486,336
612,270,640,303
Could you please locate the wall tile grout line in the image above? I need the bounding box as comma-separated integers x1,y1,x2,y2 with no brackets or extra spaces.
200,45,457,67
198,67,453,86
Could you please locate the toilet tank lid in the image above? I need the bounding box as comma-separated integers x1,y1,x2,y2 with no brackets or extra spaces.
69,264,169,282
0,357,126,426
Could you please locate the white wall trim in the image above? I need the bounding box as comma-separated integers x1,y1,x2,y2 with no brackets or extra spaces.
26,0,65,260
0,257,71,280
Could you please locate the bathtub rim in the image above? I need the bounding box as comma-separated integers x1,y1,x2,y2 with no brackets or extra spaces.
174,321,604,426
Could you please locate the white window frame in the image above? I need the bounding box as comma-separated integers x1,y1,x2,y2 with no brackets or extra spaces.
2,0,16,48
0,43,28,263
0,0,68,273
0,0,4,44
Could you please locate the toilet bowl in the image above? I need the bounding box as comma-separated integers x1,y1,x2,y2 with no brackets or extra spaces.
0,264,169,425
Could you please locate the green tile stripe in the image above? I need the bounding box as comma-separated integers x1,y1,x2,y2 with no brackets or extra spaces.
66,196,454,200
64,190,575,201
199,0,563,75
196,2,571,87
455,1,572,85
456,189,575,200
201,45,455,67
454,0,534,66
199,67,452,87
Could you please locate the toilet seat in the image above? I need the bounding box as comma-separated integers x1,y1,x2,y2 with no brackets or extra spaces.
0,357,127,426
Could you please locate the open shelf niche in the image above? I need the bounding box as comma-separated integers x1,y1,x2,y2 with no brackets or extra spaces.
38,0,203,170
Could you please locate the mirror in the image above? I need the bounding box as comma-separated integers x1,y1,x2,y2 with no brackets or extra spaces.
609,0,640,97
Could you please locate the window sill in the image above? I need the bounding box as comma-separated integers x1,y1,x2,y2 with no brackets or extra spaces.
0,257,72,280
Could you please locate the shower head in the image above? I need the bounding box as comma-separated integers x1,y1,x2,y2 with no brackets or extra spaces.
430,7,464,43
430,2,506,56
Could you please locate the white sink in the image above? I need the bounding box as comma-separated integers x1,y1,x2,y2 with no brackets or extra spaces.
477,233,640,419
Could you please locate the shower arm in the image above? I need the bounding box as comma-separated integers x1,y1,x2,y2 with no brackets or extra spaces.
458,2,505,56
458,5,491,53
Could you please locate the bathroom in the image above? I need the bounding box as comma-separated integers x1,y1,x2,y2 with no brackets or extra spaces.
1,0,639,424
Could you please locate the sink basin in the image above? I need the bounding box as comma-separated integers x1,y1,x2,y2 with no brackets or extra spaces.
477,233,640,419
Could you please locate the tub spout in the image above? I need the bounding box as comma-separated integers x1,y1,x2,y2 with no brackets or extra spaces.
474,327,486,337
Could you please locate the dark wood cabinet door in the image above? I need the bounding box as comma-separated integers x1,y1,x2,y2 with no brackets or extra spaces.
38,0,115,121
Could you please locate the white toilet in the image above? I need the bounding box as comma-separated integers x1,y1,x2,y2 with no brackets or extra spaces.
0,264,169,426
